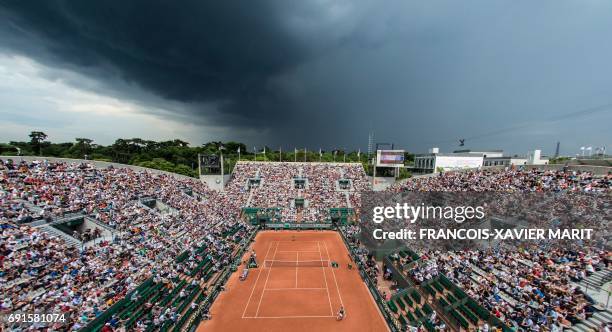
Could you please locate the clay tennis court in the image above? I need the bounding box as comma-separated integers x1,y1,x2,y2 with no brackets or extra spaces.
198,230,389,332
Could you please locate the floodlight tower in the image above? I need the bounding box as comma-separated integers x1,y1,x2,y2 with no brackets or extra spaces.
368,132,374,159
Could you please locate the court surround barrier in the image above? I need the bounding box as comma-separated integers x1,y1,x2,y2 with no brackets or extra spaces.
231,229,259,272
338,228,402,332
265,222,333,230
182,269,230,332
242,207,282,225
243,207,354,225
329,207,355,225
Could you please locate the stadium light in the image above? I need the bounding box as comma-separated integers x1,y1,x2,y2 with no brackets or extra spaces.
219,146,225,180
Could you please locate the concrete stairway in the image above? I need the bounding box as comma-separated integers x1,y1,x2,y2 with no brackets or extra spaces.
37,224,82,248
345,192,352,208
245,190,254,207
19,199,43,214
584,268,612,290
567,309,612,332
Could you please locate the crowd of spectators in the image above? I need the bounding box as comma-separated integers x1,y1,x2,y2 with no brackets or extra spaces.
2,159,610,331
230,162,370,222
0,159,370,330
388,168,611,331
404,248,610,330
1,159,252,330
392,168,611,193
339,225,387,294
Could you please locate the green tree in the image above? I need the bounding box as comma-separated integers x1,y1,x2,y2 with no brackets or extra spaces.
75,138,93,158
398,168,412,180
29,131,48,156
224,141,246,155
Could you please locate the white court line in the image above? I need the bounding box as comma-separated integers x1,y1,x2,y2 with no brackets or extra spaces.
241,242,274,318
265,288,327,291
317,241,334,315
276,240,319,243
278,250,320,252
243,315,336,319
323,241,344,307
254,241,279,318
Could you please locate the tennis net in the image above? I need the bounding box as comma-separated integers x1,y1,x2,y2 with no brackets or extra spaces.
263,260,330,268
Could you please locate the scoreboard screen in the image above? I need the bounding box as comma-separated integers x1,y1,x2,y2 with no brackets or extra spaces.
201,155,220,167
200,154,221,174
376,150,405,167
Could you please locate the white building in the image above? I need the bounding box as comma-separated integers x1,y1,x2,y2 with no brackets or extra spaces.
527,149,549,165
483,156,528,167
414,148,485,172
415,148,548,173
453,149,504,158
483,150,548,167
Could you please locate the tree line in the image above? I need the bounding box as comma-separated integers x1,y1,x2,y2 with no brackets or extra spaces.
1,131,414,178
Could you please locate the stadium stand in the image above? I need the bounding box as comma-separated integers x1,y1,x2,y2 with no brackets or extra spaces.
384,168,611,331
1,160,252,331
1,159,610,331
230,162,369,223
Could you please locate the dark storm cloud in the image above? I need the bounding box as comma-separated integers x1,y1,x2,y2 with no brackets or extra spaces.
1,0,611,154
0,0,305,126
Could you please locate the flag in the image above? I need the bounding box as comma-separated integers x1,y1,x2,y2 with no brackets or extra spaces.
319,148,322,156
263,146,266,154
237,147,240,153
357,149,361,158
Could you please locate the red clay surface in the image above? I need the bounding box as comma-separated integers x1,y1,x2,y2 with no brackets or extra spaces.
198,230,389,332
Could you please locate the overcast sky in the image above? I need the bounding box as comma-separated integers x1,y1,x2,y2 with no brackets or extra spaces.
1,0,611,155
